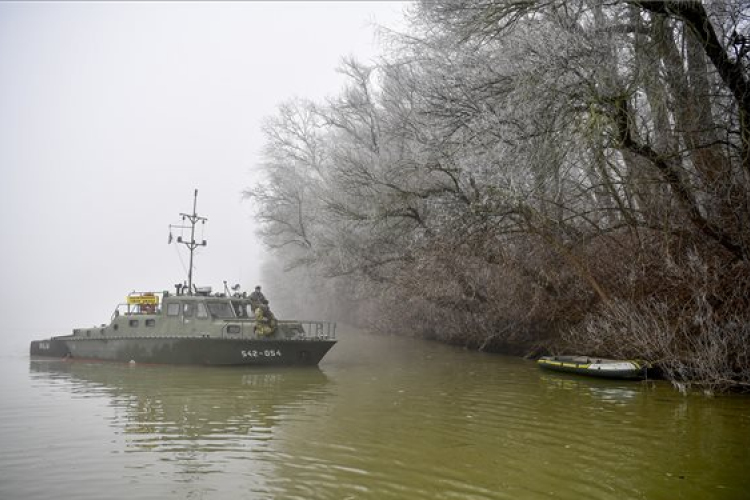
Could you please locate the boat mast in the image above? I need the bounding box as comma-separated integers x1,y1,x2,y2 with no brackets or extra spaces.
176,189,208,294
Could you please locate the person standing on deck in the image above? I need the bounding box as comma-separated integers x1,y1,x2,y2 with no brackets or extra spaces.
249,285,267,312
254,302,276,337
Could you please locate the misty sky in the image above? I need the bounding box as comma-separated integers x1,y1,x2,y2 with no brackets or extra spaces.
0,1,407,351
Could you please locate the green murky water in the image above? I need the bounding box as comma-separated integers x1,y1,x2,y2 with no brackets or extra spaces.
2,328,749,499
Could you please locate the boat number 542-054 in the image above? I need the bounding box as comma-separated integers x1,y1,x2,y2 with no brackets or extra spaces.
241,349,282,359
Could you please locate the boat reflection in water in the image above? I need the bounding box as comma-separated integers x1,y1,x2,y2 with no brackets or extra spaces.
28,359,331,455
538,372,646,405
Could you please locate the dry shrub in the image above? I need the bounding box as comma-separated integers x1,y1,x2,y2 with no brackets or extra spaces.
563,250,750,393
366,232,592,354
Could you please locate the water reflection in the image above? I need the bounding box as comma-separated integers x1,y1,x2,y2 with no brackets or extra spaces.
538,373,643,403
28,359,332,497
21,336,750,500
29,360,330,448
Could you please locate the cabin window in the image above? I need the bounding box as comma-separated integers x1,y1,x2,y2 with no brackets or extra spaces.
207,302,234,319
129,319,139,327
196,303,208,319
183,303,194,317
167,303,180,317
227,325,241,335
145,319,156,327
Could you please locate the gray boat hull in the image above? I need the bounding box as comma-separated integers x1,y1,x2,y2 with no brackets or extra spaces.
30,337,336,366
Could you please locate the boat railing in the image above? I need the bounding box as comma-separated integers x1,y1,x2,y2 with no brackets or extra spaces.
293,320,337,340
111,303,161,321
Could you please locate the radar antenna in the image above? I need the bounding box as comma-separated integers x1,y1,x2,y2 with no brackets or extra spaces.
169,189,207,294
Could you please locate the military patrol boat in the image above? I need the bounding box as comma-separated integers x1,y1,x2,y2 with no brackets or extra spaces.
30,190,337,366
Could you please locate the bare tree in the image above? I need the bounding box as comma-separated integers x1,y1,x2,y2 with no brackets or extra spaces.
247,0,750,390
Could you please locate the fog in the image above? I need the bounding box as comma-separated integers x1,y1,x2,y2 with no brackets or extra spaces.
0,1,406,352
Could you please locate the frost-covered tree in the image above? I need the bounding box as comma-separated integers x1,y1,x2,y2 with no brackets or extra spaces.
248,0,750,390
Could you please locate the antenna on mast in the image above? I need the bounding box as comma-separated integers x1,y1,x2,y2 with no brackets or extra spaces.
169,189,208,295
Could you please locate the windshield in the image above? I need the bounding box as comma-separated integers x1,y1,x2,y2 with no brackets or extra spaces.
206,302,235,319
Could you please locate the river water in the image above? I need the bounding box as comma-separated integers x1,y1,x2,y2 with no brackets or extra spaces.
1,327,749,500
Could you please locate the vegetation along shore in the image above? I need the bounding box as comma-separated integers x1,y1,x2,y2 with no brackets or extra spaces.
247,1,750,393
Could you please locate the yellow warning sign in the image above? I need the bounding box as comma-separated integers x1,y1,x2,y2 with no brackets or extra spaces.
127,294,159,305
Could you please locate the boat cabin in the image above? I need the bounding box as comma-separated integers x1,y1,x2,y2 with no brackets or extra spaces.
66,287,334,342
